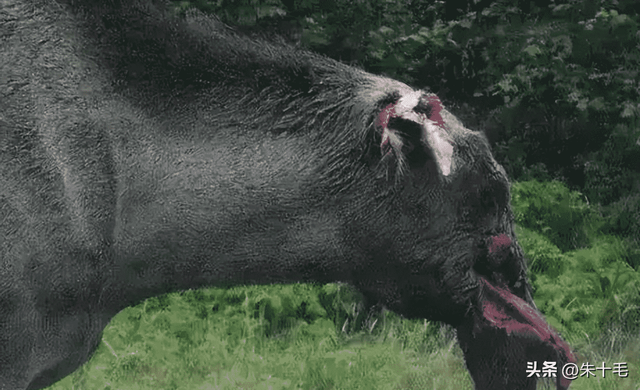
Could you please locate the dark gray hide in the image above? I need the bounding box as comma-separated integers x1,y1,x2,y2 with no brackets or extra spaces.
0,0,575,389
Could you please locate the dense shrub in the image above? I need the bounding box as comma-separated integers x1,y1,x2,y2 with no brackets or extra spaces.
601,195,640,236
511,180,591,251
516,226,566,277
511,180,640,340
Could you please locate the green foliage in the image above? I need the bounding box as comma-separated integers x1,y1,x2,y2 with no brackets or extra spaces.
599,194,640,268
511,179,640,343
516,225,566,277
531,236,640,338
511,180,591,251
431,1,640,205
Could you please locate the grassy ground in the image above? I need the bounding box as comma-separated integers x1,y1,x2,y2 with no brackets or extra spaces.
45,283,638,390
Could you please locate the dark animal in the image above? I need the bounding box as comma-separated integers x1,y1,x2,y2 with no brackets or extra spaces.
0,1,575,389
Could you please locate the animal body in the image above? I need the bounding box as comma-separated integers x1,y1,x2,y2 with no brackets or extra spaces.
0,0,574,388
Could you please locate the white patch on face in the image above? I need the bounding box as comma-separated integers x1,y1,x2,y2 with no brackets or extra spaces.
393,90,421,117
363,78,456,177
391,92,455,177
423,121,454,176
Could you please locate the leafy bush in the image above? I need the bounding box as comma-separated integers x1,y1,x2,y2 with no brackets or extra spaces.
511,180,591,251
511,180,640,341
532,236,640,338
516,225,566,277
600,194,640,268
436,3,640,205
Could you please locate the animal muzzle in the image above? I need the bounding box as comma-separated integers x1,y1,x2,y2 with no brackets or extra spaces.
457,275,576,390
479,233,534,306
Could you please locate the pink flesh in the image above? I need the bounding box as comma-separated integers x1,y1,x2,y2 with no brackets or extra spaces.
479,277,576,389
424,95,445,127
376,102,396,129
489,233,512,254
377,103,396,154
376,95,445,129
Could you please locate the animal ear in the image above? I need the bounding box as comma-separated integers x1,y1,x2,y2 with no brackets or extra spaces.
376,92,455,177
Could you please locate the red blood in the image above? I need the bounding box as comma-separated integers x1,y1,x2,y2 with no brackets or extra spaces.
424,95,445,127
375,94,446,159
377,95,445,129
377,102,396,129
479,277,576,389
489,233,512,254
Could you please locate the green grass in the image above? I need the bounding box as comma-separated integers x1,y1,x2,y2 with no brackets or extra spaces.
45,284,473,390
44,283,638,390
